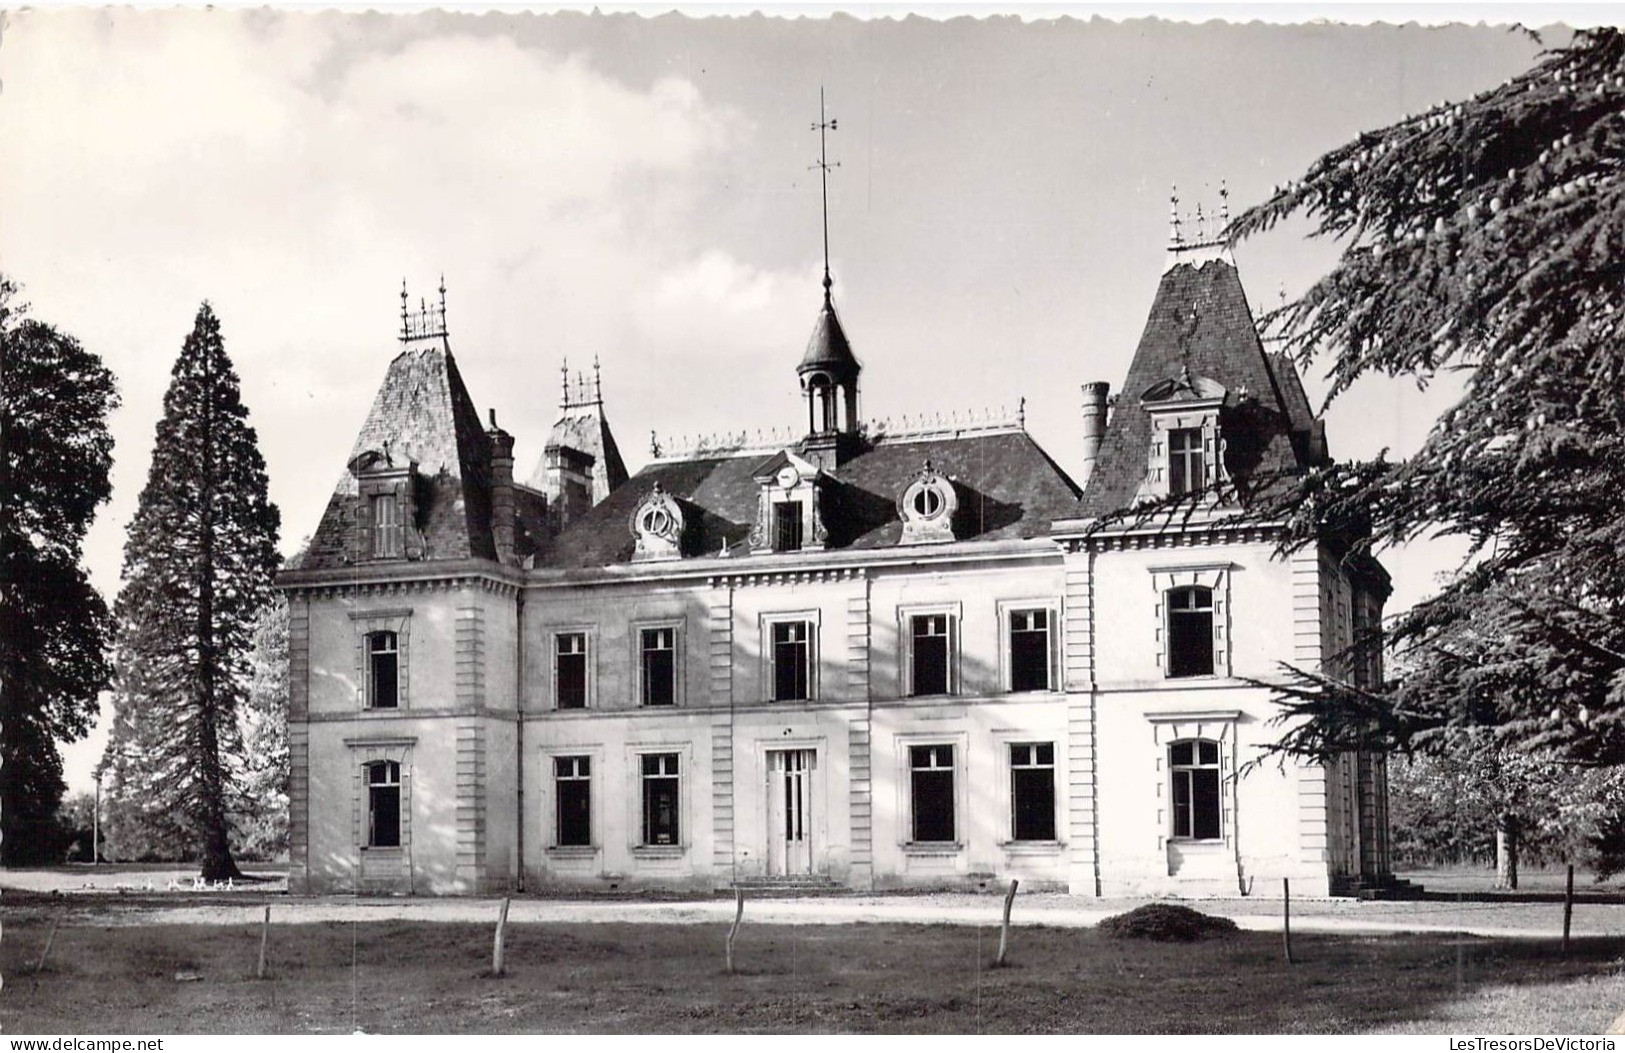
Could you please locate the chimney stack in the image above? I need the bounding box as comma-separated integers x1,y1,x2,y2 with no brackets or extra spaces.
545,442,597,533
1080,381,1110,488
487,409,516,564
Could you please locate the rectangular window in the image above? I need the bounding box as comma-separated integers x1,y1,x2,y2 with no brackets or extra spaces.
555,633,588,709
771,621,812,701
372,493,403,558
641,753,681,846
367,761,401,848
1167,587,1216,678
910,614,952,696
367,631,399,709
1168,428,1206,496
773,501,804,552
640,627,676,707
1170,740,1222,840
1009,742,1056,841
554,755,591,847
1008,609,1051,692
909,744,955,843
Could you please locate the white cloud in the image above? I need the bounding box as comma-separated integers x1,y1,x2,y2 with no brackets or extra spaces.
0,9,813,793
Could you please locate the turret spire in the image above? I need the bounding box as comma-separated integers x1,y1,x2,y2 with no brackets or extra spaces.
811,86,840,304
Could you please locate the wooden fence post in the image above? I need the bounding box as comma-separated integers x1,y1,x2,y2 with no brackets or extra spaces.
725,888,745,974
1562,863,1575,956
1282,878,1294,965
994,879,1019,968
491,896,512,977
33,912,63,975
256,903,271,979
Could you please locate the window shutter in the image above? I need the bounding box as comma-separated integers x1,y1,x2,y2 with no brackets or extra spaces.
356,492,374,562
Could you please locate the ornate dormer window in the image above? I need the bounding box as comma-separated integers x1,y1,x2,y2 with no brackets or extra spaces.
897,460,959,545
1136,367,1230,504
630,481,686,562
349,447,420,561
749,450,827,554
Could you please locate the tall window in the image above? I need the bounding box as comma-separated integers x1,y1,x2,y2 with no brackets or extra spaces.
366,761,401,848
1168,428,1206,496
640,627,676,707
641,753,681,846
910,614,952,696
555,633,588,710
1009,743,1056,841
1166,586,1215,678
1008,609,1051,692
909,744,955,843
554,756,591,847
771,621,812,701
366,631,399,709
773,501,804,552
371,493,403,558
1170,740,1222,840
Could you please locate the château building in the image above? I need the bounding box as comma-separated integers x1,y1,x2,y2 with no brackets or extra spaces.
279,209,1393,897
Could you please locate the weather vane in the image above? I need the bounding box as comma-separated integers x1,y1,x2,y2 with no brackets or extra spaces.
810,87,839,301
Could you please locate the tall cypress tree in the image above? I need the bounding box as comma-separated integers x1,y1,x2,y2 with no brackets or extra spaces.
0,276,119,864
106,303,279,879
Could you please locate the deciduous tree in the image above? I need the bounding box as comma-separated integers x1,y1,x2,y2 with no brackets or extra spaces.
0,277,119,865
233,596,290,860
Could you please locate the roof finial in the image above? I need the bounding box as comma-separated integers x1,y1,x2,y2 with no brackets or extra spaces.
560,356,570,408
592,354,603,404
1218,179,1231,231
811,86,840,305
1168,185,1183,248
399,279,409,339
1195,202,1207,244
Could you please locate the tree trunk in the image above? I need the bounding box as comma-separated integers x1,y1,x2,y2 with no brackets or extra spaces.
194,358,240,885
1495,816,1519,891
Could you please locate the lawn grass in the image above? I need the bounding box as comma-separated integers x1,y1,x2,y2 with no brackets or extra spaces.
3,913,1622,1034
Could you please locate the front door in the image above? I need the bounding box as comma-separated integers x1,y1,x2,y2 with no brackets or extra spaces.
766,749,815,876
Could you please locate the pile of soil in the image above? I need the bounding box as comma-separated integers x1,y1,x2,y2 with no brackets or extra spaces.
1096,903,1241,942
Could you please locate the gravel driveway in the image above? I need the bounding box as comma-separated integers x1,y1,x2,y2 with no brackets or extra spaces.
15,887,1623,940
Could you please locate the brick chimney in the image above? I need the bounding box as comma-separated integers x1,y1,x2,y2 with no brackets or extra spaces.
545,442,597,533
487,409,516,564
1080,381,1110,488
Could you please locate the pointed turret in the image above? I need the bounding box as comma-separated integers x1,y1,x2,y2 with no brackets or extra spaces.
797,282,863,471
301,284,499,567
526,355,628,510
1079,241,1321,517
796,88,862,470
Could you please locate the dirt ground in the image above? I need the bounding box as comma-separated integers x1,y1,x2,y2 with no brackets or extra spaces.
5,865,1625,1034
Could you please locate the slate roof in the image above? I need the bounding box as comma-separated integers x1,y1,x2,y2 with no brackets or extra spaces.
798,295,861,378
1079,258,1321,517
545,428,1081,570
302,344,499,569
525,406,630,505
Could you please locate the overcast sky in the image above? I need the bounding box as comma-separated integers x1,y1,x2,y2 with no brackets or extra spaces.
0,8,1553,792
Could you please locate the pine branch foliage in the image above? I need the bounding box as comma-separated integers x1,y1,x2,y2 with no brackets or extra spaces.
1227,30,1625,779
103,303,279,879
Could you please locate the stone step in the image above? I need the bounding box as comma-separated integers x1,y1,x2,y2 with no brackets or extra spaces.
1332,875,1427,900
728,875,845,896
